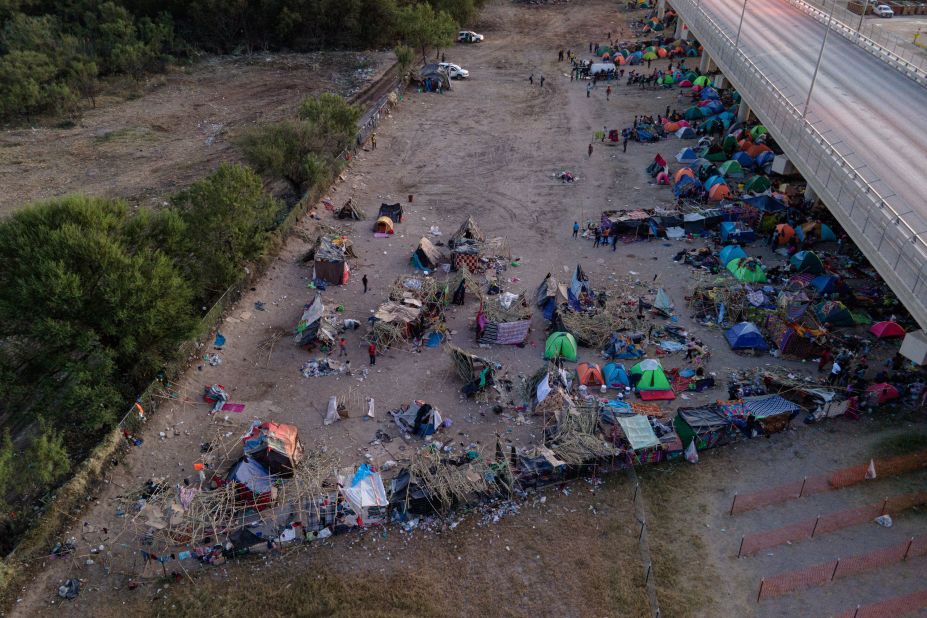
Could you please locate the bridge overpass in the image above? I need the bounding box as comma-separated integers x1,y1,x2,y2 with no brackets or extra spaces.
668,0,927,360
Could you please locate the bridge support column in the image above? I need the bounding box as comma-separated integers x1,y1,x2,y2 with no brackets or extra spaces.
657,0,666,19
804,185,818,206
737,99,750,123
698,52,714,73
674,18,690,41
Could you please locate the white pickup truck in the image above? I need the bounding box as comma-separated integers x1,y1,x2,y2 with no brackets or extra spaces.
458,30,484,43
872,4,894,17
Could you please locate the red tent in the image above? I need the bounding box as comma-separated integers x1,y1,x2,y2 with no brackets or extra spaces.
869,321,905,338
866,383,900,406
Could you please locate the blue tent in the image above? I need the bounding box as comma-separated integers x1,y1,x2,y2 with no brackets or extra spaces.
742,195,786,212
720,221,756,243
810,274,839,295
673,175,703,198
704,174,725,190
603,363,630,388
755,151,775,170
675,127,696,139
675,147,699,163
732,151,755,169
703,100,725,114
700,87,720,100
719,245,748,266
724,322,769,351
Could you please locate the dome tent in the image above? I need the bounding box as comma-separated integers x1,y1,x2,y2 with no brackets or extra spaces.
630,359,675,401
724,322,769,351
544,332,577,361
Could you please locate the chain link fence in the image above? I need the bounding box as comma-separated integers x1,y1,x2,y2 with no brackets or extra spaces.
671,0,927,328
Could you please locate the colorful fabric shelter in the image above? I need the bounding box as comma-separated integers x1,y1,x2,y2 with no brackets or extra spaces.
866,383,900,405
676,147,699,163
544,332,577,361
724,322,769,351
674,168,696,183
374,216,395,234
718,159,745,178
815,301,854,327
869,321,905,338
630,359,675,401
810,274,839,295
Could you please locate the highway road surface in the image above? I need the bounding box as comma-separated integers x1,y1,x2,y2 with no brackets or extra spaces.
695,0,927,239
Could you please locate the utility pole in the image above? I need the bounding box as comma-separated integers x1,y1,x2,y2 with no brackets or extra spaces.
804,0,836,118
857,0,870,32
735,0,749,50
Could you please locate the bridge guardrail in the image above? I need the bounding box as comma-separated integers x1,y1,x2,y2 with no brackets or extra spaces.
672,0,927,328
784,0,927,86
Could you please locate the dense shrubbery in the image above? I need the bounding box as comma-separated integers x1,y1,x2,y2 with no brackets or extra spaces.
0,0,484,123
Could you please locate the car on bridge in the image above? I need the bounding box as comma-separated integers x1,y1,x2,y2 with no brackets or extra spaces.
458,30,484,43
439,62,470,79
873,4,894,17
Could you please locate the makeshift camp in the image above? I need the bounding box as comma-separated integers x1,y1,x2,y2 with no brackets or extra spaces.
673,406,736,450
337,464,388,524
536,273,569,320
477,291,532,345
447,344,497,396
411,237,445,271
312,235,352,285
724,322,769,351
294,293,337,348
391,400,443,437
416,64,451,91
242,421,305,476
630,359,675,400
374,216,395,234
576,362,605,387
545,332,578,361
602,362,630,388
448,216,494,271
654,288,675,316
727,257,767,283
790,251,825,274
719,245,748,266
774,223,795,246
796,222,837,243
870,321,905,338
720,221,756,243
616,415,660,451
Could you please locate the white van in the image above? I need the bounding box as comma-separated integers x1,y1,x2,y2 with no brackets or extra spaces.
873,4,894,17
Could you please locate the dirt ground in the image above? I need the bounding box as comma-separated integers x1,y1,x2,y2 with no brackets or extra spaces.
7,1,926,616
0,52,389,215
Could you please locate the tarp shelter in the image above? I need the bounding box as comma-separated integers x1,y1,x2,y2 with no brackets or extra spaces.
577,362,605,387
313,236,351,285
411,237,444,270
336,200,365,220
631,359,675,400
720,245,748,265
870,321,905,338
416,64,451,91
676,147,699,163
377,203,403,224
683,213,706,233
338,464,388,524
674,406,735,450
744,175,771,193
720,221,755,243
451,215,485,245
815,301,854,327
724,322,769,351
654,288,674,314
243,421,305,476
228,458,272,495
617,415,660,450
674,175,703,198
294,293,336,347
570,264,592,299
545,332,577,361
743,194,786,212
675,127,696,139
790,251,824,274
765,315,823,358
536,274,569,320
602,362,630,388
727,257,767,282
374,216,395,234
391,400,443,437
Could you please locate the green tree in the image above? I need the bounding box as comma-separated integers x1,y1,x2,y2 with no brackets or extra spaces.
297,92,362,153
27,421,70,488
69,59,99,107
394,44,415,80
0,431,13,509
170,164,280,300
397,3,456,64
0,50,56,119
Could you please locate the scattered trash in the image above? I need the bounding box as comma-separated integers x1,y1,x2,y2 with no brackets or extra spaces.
58,579,80,600
874,514,893,527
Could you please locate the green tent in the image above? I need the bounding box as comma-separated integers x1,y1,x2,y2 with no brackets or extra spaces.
815,301,854,327
727,257,767,282
684,71,699,82
732,91,741,103
744,175,771,193
698,162,719,181
630,359,675,400
703,120,726,140
718,159,745,178
722,135,738,154
790,250,824,274
749,125,768,139
643,51,658,60
545,332,577,361
662,74,676,85
693,75,712,87
684,106,707,121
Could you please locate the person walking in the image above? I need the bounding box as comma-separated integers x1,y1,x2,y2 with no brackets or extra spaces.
362,274,368,294
601,227,610,247
828,360,842,385
572,221,580,238
622,134,629,152
558,49,564,61
339,337,348,357
370,132,377,149
606,85,611,101
818,348,831,373
588,142,593,157
368,343,377,366
539,74,545,87
593,228,601,248
528,73,534,85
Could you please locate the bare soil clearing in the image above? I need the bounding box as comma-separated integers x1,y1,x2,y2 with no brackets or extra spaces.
8,1,926,616
0,52,389,215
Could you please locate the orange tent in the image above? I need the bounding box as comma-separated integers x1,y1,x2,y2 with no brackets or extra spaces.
602,52,611,60
674,168,695,183
657,48,668,58
746,143,773,158
708,184,730,201
774,223,795,245
577,362,605,387
664,121,681,132
614,55,626,65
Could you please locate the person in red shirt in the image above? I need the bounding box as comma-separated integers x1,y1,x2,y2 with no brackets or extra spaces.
368,343,376,365
339,338,348,357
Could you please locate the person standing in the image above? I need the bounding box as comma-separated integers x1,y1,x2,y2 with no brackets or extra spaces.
622,134,629,152
368,343,377,366
818,348,831,373
573,221,580,238
362,274,368,293
370,132,377,149
606,85,612,101
540,74,545,87
588,142,593,157
586,82,592,98
593,228,601,248
828,360,842,385
528,73,534,85
339,337,348,357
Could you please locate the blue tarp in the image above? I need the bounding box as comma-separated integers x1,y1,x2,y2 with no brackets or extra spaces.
721,221,756,243
719,245,748,266
724,322,769,351
742,195,787,212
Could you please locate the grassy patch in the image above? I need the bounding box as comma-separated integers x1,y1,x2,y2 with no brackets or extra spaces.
873,432,927,458
93,127,153,144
